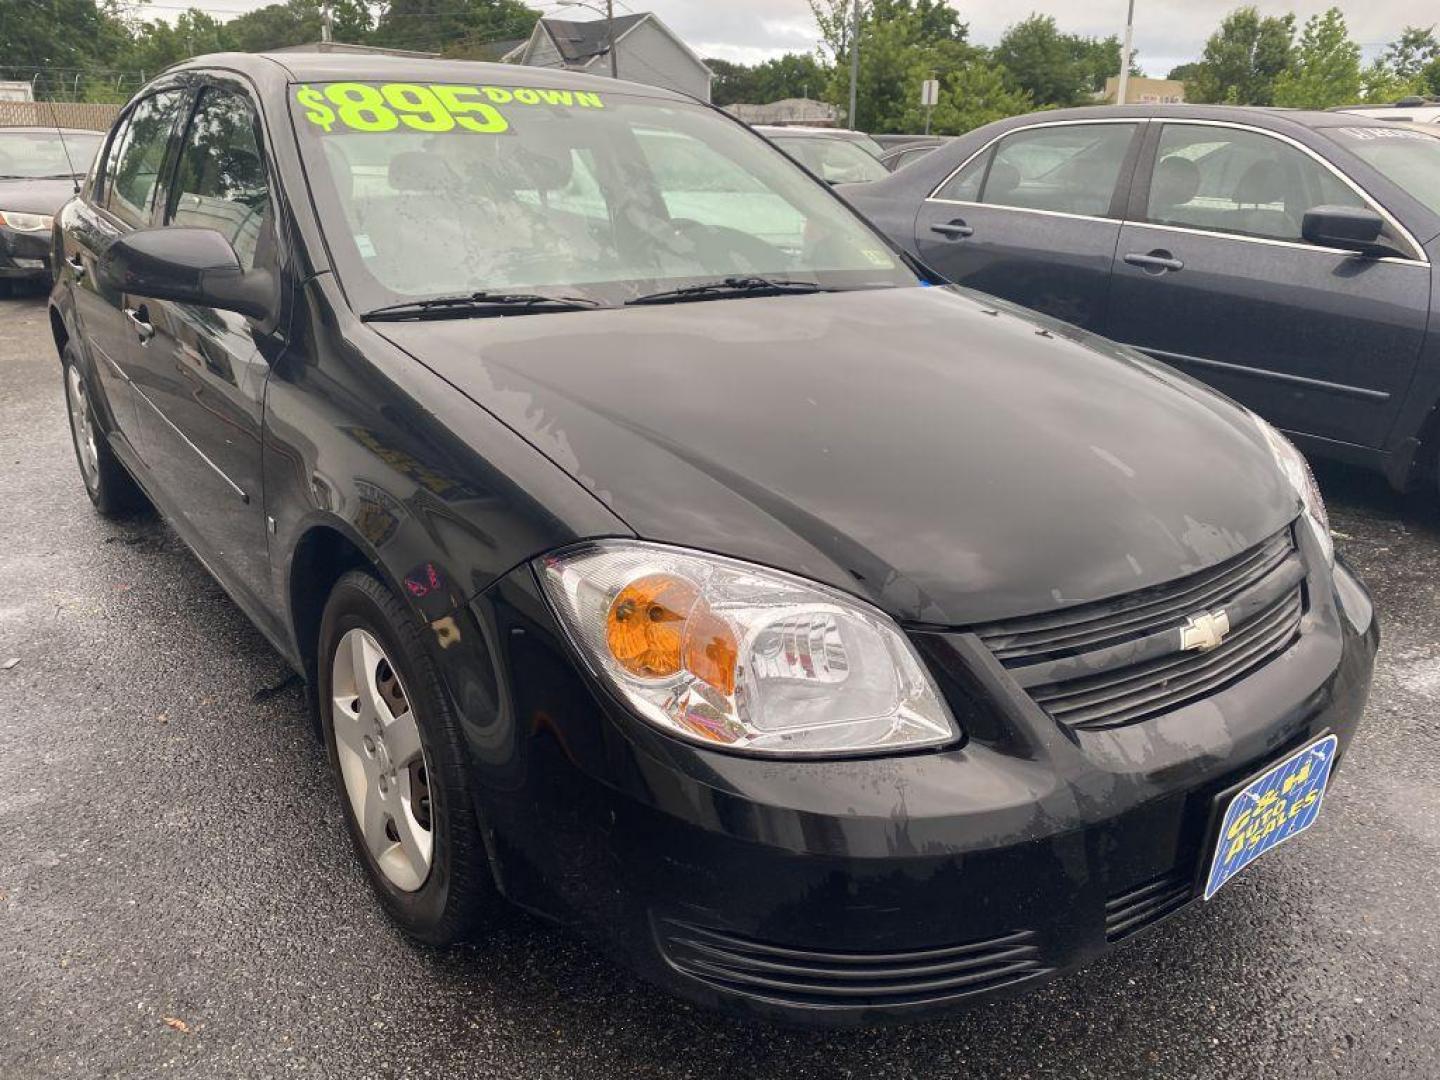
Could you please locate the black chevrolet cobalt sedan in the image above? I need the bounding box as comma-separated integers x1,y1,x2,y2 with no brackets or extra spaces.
50,53,1377,1026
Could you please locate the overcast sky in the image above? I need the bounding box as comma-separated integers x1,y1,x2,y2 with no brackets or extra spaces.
160,0,1422,76
611,0,1419,76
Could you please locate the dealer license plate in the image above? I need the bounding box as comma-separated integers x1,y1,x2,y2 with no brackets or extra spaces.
1203,734,1339,901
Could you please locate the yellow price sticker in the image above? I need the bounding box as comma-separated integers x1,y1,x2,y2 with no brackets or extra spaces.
294,81,604,134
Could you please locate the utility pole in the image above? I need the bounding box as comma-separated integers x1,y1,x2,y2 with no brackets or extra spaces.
1115,0,1135,105
321,0,333,44
606,0,618,78
847,0,860,129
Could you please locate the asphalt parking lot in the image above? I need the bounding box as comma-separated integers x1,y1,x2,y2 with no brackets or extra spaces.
2,286,1438,1079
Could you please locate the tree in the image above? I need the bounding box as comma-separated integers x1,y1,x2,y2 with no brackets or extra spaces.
223,0,372,52
1167,61,1203,83
370,0,536,56
993,15,1137,107
1383,25,1438,82
1273,8,1361,109
921,56,1032,134
993,15,1084,107
119,9,229,74
708,53,831,107
818,0,969,131
1188,7,1295,106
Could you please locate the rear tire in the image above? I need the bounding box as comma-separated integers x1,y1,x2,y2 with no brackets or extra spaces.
61,342,147,518
318,570,497,945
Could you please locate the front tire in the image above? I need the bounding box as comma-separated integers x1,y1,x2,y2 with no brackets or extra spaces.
318,570,496,944
61,342,146,518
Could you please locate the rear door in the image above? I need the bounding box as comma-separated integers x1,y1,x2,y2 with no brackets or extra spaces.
64,87,190,465
914,120,1142,331
125,79,281,608
1104,121,1430,448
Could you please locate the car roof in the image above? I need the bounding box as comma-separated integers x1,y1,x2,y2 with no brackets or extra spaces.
160,51,690,103
988,102,1402,132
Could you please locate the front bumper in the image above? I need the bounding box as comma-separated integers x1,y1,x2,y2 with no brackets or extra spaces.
0,226,53,279
455,540,1377,1027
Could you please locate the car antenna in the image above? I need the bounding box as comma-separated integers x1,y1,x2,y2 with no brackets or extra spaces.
40,83,82,195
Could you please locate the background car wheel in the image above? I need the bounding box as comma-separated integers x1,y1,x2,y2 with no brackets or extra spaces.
61,342,147,518
318,570,497,944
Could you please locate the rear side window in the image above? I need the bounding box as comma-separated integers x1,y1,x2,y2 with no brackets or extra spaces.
166,88,271,271
1144,124,1367,243
952,124,1136,217
107,90,188,227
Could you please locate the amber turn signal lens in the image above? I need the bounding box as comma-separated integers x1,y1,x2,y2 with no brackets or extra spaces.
605,574,698,679
683,607,738,696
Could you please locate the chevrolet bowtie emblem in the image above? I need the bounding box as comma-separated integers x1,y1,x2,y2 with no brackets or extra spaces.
1180,609,1231,652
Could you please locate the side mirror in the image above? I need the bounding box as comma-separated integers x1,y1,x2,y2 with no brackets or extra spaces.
98,227,273,319
1300,205,1399,258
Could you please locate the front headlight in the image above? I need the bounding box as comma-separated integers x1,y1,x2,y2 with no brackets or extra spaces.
1250,411,1332,566
0,211,53,233
537,541,957,756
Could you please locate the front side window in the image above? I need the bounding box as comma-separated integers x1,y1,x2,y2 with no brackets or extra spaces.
1324,124,1440,221
107,89,188,227
0,130,103,180
978,124,1135,217
167,88,270,270
1145,124,1368,244
288,82,915,311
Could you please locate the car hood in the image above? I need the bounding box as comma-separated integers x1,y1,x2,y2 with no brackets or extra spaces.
375,286,1298,625
0,177,76,216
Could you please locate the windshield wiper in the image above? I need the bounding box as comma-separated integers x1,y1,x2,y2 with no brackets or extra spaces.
625,276,828,306
362,291,601,321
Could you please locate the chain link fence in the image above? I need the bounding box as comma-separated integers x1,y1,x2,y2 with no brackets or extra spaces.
0,101,121,131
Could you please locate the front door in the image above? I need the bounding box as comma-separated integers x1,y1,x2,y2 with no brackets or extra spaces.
914,121,1141,331
126,82,282,610
67,87,191,465
1105,121,1430,449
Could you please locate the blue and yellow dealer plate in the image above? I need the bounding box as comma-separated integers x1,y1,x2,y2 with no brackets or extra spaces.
1203,734,1339,901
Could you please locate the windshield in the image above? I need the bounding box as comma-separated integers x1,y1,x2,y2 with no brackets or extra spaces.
772,135,890,184
289,81,915,312
1326,124,1440,219
0,130,103,178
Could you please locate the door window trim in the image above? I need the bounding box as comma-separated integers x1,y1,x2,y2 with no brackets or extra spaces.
92,83,194,232
926,115,1428,266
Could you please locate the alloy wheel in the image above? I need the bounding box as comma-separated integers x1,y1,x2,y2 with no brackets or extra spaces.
331,628,434,892
65,365,100,490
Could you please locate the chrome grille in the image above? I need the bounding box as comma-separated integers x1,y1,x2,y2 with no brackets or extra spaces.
974,527,1306,731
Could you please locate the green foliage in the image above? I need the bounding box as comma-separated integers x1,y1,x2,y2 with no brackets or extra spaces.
374,0,536,57
1188,7,1295,105
919,55,1033,135
708,54,831,108
1273,8,1361,108
1383,25,1439,82
992,15,1133,108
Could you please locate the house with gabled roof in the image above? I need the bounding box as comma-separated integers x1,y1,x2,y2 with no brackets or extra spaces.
504,12,713,102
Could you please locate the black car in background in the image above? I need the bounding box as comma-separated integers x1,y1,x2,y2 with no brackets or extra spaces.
843,106,1440,496
50,57,1375,1026
0,126,104,289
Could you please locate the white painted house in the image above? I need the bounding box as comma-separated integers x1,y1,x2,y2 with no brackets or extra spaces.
505,12,713,103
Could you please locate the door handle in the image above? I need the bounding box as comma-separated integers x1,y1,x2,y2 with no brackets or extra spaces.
124,306,154,343
65,254,86,279
1123,250,1184,273
930,220,974,239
